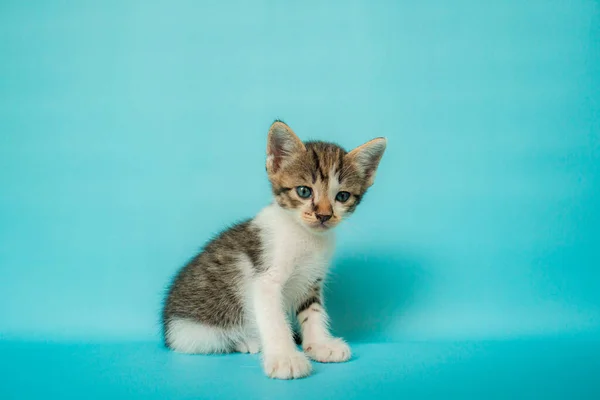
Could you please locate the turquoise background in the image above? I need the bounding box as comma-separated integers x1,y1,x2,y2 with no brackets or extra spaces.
1,0,599,398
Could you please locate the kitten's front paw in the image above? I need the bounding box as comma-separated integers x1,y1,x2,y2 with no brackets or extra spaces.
263,350,312,379
303,338,351,363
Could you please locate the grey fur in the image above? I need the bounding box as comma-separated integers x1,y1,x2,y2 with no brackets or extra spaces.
162,220,262,346
296,283,322,315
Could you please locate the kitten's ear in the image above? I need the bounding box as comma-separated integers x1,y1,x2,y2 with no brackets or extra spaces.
266,121,306,174
346,137,387,187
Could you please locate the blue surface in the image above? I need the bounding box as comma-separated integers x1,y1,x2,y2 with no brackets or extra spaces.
1,0,599,398
1,339,600,399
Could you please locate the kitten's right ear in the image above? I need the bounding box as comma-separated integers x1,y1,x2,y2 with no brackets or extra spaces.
266,120,305,174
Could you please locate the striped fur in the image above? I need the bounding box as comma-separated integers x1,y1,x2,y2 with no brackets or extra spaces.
267,120,386,231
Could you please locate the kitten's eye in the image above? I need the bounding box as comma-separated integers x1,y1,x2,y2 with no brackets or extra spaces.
335,191,351,203
296,186,313,199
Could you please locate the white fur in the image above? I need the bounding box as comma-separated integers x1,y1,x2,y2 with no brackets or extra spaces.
166,318,236,354
166,317,259,355
250,204,336,378
234,337,261,354
298,302,351,363
166,203,348,378
253,203,334,306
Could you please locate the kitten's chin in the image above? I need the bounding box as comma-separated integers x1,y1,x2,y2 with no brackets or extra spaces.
305,222,337,234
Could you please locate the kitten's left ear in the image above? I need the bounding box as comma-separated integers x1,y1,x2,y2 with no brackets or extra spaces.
266,121,306,174
346,137,387,187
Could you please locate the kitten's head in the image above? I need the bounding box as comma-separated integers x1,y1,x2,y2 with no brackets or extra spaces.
266,120,386,233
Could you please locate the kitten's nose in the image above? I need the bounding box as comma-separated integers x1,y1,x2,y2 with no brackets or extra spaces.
316,213,332,223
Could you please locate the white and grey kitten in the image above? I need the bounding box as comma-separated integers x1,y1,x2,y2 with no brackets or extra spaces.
162,120,387,379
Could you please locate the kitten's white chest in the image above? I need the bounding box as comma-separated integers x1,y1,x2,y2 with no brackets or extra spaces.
273,210,333,275
253,204,335,304
278,229,333,307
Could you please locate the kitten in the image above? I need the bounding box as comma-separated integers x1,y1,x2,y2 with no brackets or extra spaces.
162,120,386,379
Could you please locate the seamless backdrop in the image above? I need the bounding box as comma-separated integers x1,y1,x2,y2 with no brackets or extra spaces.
1,0,599,343
1,1,600,398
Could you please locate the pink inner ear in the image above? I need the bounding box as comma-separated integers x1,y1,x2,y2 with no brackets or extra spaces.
267,123,306,173
270,149,282,172
268,138,287,172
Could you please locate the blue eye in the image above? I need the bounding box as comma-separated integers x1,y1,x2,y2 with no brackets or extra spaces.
335,191,351,203
296,186,312,199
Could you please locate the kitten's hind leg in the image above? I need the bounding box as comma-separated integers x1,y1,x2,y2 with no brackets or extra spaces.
165,317,234,354
234,337,261,354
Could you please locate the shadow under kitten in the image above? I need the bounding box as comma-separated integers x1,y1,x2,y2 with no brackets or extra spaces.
324,250,432,342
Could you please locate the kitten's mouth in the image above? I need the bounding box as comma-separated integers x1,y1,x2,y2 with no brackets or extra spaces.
309,222,333,231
